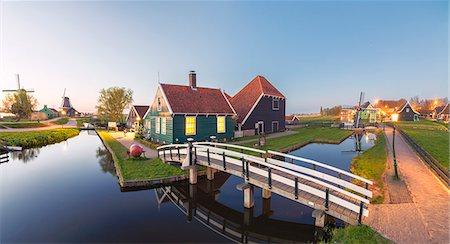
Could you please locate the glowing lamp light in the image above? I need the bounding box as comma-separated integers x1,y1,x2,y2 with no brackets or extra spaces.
61,110,66,116
391,113,399,122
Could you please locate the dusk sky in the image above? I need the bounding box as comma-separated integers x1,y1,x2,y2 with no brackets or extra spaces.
0,1,447,113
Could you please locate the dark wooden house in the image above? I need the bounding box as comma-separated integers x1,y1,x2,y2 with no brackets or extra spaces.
230,76,286,135
143,71,236,144
398,101,419,121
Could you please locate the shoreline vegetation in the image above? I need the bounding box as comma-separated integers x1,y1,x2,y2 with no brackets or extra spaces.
1,122,47,128
97,131,189,181
326,224,391,244
0,128,80,148
350,130,386,204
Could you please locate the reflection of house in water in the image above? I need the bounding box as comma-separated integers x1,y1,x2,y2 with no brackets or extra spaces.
155,174,334,243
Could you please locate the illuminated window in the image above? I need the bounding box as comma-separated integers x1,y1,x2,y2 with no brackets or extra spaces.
217,116,226,133
161,117,166,135
185,117,196,135
155,117,160,133
145,119,151,130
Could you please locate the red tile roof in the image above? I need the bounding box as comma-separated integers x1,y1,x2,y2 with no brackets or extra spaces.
230,75,285,123
437,103,449,115
160,84,234,114
133,105,150,119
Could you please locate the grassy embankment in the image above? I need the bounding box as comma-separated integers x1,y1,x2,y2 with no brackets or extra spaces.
2,122,47,128
298,115,340,128
350,130,386,204
76,117,92,127
97,131,188,180
395,121,449,168
0,129,80,148
52,118,68,125
326,224,391,244
240,127,353,152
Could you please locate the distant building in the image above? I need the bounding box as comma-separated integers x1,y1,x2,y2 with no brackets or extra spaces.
39,105,58,119
143,71,236,144
126,105,150,130
376,99,419,121
435,103,449,122
340,102,378,124
61,97,79,117
285,115,300,125
230,76,286,136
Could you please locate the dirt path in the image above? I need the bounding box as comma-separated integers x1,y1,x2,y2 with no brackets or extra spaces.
365,126,449,244
108,132,158,159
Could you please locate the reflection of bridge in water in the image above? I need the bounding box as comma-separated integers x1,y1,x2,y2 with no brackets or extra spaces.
155,174,333,243
157,141,373,225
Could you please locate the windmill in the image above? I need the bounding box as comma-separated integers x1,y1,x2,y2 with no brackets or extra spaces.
354,92,366,128
2,74,35,93
59,88,78,117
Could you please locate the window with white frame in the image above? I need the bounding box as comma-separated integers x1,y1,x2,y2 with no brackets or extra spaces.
155,117,160,134
185,117,196,135
217,116,226,133
272,98,280,110
145,119,151,130
161,117,166,135
272,121,279,132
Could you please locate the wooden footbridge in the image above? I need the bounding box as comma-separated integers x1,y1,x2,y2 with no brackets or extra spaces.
157,141,373,225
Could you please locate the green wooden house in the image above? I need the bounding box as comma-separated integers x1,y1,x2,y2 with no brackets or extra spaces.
39,105,58,119
143,71,236,144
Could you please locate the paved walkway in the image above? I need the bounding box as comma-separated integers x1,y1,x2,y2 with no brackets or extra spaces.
0,118,78,132
108,132,158,159
365,126,449,244
230,130,298,145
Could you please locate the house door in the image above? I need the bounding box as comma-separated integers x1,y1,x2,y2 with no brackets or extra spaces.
272,121,279,132
255,121,264,135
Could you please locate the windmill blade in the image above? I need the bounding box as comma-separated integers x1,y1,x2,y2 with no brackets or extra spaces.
358,92,365,106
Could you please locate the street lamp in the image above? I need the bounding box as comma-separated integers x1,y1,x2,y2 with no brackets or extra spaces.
392,126,399,179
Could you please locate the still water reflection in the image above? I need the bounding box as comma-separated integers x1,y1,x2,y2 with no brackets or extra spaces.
1,131,371,242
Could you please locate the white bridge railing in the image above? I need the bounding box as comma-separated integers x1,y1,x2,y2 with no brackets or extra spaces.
157,141,373,223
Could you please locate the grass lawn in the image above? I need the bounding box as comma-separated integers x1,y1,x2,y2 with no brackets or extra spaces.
241,128,353,152
137,138,159,149
76,117,92,127
0,118,32,122
298,115,340,122
52,118,68,125
0,129,80,148
326,225,391,244
350,130,386,204
97,131,188,180
396,121,449,168
232,134,260,142
2,122,47,128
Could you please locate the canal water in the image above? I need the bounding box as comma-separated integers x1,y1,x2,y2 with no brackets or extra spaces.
0,131,375,243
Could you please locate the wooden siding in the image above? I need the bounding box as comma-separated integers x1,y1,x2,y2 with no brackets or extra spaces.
241,95,286,132
173,115,235,143
143,87,174,144
399,104,418,121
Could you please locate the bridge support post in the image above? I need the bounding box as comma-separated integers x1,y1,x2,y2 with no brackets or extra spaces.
262,188,271,199
206,167,215,180
243,207,254,226
312,209,326,228
237,183,254,208
262,197,271,217
189,166,198,184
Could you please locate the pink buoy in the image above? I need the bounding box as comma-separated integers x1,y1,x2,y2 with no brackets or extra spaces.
130,144,143,158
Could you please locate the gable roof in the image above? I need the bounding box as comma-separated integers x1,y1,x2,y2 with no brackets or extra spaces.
285,115,298,121
160,83,235,114
132,105,150,119
398,101,419,114
49,108,58,113
360,101,371,109
437,103,449,115
230,75,285,123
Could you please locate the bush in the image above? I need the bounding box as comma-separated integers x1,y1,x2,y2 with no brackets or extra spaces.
0,129,80,148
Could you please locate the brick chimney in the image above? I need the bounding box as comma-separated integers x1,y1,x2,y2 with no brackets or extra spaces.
189,71,196,89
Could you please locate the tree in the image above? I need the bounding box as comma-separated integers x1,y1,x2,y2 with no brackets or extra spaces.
2,90,38,121
409,96,420,109
96,87,133,122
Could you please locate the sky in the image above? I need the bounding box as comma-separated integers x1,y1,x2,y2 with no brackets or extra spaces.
0,1,448,114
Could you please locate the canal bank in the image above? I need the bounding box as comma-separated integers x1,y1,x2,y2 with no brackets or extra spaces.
96,130,206,188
